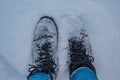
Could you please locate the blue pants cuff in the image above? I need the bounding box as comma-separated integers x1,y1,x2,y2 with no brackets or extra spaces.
28,72,52,80
71,67,98,80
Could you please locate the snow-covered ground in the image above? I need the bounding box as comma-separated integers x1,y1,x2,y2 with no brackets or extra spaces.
0,0,120,80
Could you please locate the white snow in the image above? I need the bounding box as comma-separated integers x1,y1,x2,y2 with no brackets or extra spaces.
0,0,120,80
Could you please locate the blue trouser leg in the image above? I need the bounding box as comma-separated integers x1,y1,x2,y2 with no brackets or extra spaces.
28,72,52,80
71,67,98,80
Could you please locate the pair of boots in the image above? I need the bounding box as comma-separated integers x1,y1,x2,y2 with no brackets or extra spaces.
27,16,96,80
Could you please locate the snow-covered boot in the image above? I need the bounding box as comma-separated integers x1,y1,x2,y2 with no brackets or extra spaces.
27,16,58,80
68,29,96,75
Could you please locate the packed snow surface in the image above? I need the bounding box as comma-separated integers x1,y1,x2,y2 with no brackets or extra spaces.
0,0,120,80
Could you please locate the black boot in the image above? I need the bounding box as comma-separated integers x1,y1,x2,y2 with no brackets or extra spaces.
27,16,58,80
68,29,96,75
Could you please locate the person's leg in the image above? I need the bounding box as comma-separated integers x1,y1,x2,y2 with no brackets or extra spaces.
71,67,98,80
28,72,52,80
27,16,58,80
68,28,98,80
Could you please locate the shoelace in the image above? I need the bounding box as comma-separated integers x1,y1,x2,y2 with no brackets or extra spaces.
70,52,94,64
28,40,57,74
69,37,94,65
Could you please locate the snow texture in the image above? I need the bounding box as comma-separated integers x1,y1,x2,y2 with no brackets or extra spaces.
0,0,120,80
